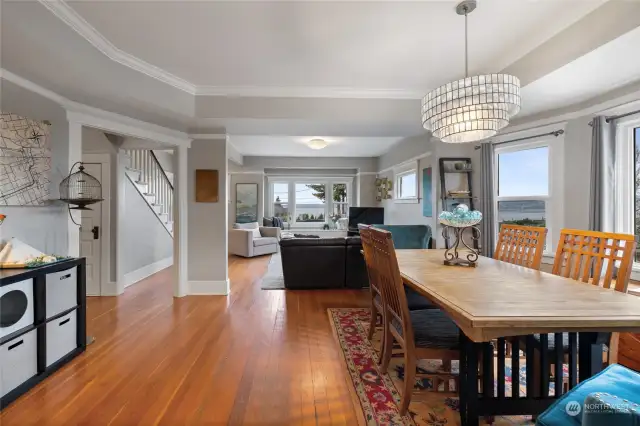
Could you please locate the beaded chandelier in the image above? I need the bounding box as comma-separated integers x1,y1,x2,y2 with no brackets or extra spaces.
421,0,521,143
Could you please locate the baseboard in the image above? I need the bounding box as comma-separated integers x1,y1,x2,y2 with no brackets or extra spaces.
100,281,123,296
124,257,173,288
188,279,230,295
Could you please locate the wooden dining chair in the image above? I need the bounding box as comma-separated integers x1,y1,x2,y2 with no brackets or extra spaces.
368,227,460,416
544,229,637,387
494,224,547,270
359,225,384,344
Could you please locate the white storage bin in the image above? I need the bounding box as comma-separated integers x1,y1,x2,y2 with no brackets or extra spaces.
46,310,77,367
0,329,37,398
46,267,78,318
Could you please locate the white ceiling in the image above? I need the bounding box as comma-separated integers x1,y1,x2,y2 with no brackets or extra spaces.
520,25,640,117
228,135,404,158
3,0,640,159
67,0,603,92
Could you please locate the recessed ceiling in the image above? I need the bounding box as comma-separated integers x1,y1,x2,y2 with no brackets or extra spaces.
520,25,640,117
228,135,404,157
67,0,604,92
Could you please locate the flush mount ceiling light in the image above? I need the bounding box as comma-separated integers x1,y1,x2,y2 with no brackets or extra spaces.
421,0,521,143
307,138,328,150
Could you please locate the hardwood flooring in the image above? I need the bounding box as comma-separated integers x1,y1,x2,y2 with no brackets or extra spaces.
0,255,369,426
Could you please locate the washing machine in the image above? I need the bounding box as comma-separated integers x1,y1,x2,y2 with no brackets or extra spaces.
0,279,34,338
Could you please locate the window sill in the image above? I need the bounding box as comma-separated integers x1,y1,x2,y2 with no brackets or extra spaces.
395,198,419,204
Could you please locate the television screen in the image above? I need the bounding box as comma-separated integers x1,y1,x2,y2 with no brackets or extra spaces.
348,207,384,229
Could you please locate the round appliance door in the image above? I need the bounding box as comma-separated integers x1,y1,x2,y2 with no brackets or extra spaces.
0,279,34,338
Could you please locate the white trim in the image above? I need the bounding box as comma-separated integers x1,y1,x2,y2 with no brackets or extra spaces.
195,85,423,99
229,171,265,175
189,134,227,140
377,151,432,175
82,153,112,296
38,0,195,94
188,279,230,296
356,171,378,176
123,257,173,288
100,282,121,296
173,145,189,298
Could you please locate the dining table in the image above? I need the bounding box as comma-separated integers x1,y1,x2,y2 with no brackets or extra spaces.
395,249,640,426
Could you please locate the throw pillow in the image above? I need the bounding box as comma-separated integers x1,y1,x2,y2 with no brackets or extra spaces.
273,217,283,229
263,217,274,227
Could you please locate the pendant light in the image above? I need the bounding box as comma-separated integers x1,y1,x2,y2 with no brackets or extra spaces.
421,0,521,143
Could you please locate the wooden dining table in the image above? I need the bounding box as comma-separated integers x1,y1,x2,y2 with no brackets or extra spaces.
396,249,640,426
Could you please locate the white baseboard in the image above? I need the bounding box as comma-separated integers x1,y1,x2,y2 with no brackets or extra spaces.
188,279,230,295
100,281,124,296
124,257,173,288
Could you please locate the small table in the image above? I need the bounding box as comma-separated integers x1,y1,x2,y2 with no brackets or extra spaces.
395,249,640,426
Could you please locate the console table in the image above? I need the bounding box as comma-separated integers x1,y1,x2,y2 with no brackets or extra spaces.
0,258,86,409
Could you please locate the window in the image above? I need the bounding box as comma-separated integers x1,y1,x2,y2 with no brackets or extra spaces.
635,127,639,262
272,183,289,220
396,170,417,200
295,183,326,223
495,143,551,248
268,179,351,228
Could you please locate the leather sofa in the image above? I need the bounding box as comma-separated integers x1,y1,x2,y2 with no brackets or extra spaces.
279,237,368,290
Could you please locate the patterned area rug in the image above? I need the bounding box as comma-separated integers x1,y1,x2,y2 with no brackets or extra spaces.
328,308,556,426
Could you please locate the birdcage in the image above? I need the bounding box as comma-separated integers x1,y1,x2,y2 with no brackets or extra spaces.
59,162,103,210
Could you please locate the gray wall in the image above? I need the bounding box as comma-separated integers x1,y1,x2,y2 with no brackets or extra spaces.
188,139,228,283
0,79,69,254
378,134,434,172
122,177,173,274
358,174,378,207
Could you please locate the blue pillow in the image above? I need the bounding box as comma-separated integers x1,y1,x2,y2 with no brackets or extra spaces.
536,364,640,426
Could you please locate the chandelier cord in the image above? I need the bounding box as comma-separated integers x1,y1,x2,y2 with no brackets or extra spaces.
464,6,468,78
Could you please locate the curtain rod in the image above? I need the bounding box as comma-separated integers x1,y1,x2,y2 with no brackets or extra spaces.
474,129,564,149
588,109,640,126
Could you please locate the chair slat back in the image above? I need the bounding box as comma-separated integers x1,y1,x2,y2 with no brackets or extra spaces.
358,225,379,295
369,227,413,342
552,229,637,293
494,224,547,270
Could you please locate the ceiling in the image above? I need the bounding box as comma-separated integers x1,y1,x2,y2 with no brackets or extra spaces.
228,135,404,158
2,0,640,158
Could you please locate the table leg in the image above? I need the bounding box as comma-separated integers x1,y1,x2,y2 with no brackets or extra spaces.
460,332,479,426
459,331,468,425
578,332,603,382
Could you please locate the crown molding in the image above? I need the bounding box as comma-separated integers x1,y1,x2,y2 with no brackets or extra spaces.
1,68,191,147
37,0,424,100
38,0,196,95
188,133,227,140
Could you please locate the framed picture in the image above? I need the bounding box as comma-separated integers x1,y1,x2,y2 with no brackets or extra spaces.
195,169,219,202
235,183,259,224
422,167,433,217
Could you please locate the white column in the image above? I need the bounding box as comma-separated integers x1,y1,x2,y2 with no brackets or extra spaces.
67,120,82,257
173,144,189,297
114,151,126,295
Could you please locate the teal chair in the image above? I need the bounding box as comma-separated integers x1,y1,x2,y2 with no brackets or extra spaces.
371,225,432,249
536,364,640,426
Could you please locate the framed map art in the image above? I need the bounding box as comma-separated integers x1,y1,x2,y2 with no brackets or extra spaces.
0,112,52,206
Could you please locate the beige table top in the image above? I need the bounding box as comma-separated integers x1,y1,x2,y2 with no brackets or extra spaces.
396,250,640,342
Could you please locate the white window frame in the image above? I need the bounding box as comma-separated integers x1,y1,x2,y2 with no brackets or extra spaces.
267,177,353,229
494,138,559,255
614,116,640,271
394,161,419,204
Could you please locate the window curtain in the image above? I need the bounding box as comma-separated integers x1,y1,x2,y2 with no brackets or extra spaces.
479,143,496,257
589,116,617,232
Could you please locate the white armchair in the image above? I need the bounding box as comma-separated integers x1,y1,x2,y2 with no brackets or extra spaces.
229,223,280,258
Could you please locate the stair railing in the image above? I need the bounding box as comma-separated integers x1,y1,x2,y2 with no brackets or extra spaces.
124,149,173,225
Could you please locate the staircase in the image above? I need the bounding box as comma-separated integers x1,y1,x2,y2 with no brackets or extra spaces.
124,149,174,236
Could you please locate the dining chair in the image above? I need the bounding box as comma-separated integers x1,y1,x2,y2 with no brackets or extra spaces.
368,227,460,416
494,224,547,270
359,225,384,346
540,229,637,388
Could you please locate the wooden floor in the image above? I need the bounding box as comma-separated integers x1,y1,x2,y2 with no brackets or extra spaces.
1,255,369,426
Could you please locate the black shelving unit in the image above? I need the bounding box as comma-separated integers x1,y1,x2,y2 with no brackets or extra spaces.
439,157,476,249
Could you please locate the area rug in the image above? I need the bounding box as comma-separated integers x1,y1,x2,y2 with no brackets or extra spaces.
328,308,563,426
260,253,285,290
